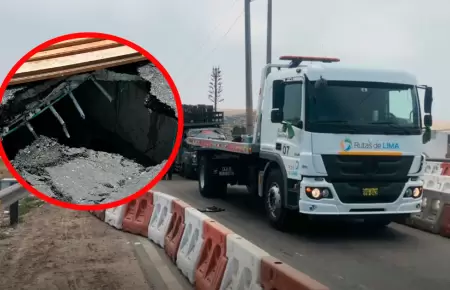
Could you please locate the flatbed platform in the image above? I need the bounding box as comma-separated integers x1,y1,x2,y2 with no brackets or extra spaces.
185,137,256,154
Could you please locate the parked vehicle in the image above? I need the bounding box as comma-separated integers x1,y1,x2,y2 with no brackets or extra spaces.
187,55,433,231
179,128,226,179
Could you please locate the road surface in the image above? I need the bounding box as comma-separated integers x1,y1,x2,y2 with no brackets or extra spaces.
156,175,450,290
0,200,192,290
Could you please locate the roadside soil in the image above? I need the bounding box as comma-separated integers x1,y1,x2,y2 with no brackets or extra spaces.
0,202,151,290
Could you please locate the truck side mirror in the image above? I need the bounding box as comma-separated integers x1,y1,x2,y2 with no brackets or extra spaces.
271,108,283,123
424,114,432,127
424,86,433,114
272,79,285,108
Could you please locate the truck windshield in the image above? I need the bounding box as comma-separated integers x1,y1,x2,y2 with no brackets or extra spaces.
305,80,421,135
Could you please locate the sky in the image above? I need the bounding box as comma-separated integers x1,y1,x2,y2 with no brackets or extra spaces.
0,0,449,119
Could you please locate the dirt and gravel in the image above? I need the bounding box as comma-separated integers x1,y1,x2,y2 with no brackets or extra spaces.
11,136,167,204
0,201,192,290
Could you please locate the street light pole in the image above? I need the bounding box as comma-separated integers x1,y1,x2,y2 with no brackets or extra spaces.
266,0,272,68
244,0,254,134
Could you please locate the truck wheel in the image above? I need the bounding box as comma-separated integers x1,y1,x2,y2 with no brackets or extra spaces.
198,156,227,198
264,168,293,231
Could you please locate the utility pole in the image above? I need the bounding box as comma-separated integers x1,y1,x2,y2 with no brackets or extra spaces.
244,0,253,134
266,0,272,74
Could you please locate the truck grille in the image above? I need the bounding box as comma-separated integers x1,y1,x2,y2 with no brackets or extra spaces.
321,155,413,204
321,154,414,182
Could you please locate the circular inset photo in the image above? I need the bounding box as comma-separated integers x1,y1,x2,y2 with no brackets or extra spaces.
0,32,183,210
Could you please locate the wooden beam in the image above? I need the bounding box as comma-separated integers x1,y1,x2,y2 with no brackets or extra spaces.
10,55,147,86
41,38,101,51
29,40,123,62
17,46,142,76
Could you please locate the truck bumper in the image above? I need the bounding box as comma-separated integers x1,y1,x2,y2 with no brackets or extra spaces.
298,178,423,215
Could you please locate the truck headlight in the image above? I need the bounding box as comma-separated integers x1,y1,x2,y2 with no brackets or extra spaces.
404,187,422,198
413,187,422,198
306,187,332,200
311,188,321,199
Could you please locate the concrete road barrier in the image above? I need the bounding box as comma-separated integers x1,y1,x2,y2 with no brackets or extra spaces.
90,190,330,290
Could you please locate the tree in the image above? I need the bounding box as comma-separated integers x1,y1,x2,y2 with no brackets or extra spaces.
208,66,224,111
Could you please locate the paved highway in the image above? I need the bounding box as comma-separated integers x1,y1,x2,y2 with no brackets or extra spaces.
156,175,450,290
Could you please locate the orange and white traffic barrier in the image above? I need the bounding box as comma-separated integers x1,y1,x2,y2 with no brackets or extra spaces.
176,207,210,284
219,233,269,290
105,204,127,229
148,191,175,247
89,191,330,289
122,191,154,237
195,220,232,290
165,199,190,262
261,256,329,290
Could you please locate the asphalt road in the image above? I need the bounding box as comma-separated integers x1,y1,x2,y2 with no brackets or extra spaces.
156,175,450,290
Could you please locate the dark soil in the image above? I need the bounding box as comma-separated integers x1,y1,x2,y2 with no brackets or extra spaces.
12,136,166,204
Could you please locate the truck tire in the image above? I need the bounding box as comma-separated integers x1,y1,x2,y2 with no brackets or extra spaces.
264,168,294,231
198,155,227,198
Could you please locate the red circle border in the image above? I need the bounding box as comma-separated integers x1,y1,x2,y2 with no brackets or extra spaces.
0,32,184,211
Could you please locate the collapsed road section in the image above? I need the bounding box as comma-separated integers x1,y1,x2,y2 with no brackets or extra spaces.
1,57,178,204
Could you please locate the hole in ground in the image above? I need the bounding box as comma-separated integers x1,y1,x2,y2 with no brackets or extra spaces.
2,63,176,167
0,62,178,204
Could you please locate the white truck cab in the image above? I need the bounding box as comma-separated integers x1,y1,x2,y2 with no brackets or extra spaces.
189,56,434,231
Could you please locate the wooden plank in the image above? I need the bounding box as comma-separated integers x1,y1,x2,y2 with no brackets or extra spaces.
16,46,143,77
29,40,123,62
9,55,147,86
41,38,101,51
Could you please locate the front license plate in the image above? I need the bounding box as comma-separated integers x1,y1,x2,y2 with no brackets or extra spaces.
362,188,378,197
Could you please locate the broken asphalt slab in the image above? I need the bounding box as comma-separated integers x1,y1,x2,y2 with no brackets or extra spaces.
12,136,167,204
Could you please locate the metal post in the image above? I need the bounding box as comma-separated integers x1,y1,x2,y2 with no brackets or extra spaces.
9,201,19,226
266,0,273,75
244,0,254,134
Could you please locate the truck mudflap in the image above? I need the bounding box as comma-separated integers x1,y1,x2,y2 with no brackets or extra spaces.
298,177,423,215
186,137,255,154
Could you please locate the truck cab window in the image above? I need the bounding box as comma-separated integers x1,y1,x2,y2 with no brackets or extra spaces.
283,83,303,127
389,90,414,124
305,80,421,135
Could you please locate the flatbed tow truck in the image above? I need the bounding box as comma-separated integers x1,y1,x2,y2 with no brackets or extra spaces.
186,55,434,230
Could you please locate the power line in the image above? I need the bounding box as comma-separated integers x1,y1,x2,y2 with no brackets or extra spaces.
178,0,240,73
180,9,244,85
193,0,241,55
207,10,244,56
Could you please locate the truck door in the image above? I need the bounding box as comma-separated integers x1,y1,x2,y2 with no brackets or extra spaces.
275,81,304,179
260,78,304,180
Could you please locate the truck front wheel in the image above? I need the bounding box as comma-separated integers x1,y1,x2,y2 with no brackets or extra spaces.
198,155,227,198
264,168,294,231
